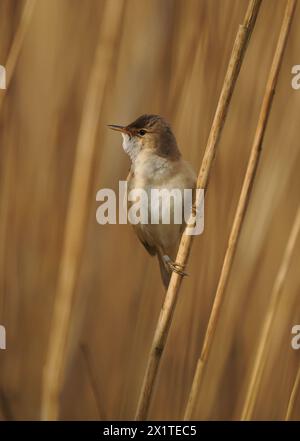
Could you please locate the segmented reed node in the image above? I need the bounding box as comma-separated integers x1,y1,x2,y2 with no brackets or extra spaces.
184,0,297,421
134,0,262,421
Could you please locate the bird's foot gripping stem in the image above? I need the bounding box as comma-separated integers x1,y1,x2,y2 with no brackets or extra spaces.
163,255,188,277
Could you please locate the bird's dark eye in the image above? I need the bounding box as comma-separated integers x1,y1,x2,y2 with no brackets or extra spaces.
138,129,146,136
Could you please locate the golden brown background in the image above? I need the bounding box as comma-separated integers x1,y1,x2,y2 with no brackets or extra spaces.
0,0,299,420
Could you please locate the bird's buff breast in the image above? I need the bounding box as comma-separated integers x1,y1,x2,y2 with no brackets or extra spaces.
127,153,191,252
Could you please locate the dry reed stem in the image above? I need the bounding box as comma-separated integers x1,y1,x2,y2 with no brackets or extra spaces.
41,0,124,420
80,344,106,420
0,0,36,318
135,0,262,421
184,0,297,421
285,364,300,420
241,206,300,420
0,0,36,112
0,1,37,399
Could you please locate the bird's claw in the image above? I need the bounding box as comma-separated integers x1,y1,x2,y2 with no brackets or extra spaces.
162,254,188,277
168,261,188,277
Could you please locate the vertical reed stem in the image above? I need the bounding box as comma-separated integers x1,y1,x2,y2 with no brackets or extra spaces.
41,0,124,420
0,0,36,112
0,0,37,400
0,0,36,313
185,0,297,421
241,206,300,420
135,0,262,421
286,364,300,420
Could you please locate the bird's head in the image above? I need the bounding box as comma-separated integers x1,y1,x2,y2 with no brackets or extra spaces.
108,114,181,162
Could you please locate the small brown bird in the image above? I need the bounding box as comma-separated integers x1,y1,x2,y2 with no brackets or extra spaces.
108,114,196,288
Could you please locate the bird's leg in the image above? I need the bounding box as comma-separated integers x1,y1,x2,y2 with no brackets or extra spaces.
162,255,188,277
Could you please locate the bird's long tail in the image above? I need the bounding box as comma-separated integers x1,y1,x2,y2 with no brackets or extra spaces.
157,254,171,289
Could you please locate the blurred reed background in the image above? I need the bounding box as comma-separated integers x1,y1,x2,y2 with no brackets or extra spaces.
0,0,299,421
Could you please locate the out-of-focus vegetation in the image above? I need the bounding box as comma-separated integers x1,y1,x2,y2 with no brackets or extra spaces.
0,0,299,420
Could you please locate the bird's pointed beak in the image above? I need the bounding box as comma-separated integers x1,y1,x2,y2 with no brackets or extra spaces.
107,124,130,135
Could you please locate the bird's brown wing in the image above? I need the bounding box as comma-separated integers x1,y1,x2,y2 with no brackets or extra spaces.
132,224,157,256
127,168,157,256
